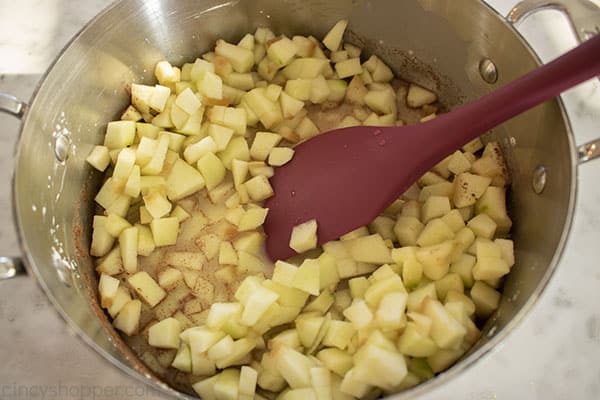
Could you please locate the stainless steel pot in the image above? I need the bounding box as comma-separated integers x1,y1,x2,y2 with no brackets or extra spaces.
1,0,599,398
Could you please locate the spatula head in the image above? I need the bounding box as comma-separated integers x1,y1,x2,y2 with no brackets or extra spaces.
264,125,429,261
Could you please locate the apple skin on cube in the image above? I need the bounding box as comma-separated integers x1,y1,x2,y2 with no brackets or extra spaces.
148,317,182,349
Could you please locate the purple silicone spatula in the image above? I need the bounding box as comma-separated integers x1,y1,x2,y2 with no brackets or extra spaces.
264,34,600,262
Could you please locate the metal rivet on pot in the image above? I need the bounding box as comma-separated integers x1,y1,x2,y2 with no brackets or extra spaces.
532,165,547,194
54,133,72,162
479,58,498,84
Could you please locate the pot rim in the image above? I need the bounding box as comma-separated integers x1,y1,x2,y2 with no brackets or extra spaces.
11,0,578,398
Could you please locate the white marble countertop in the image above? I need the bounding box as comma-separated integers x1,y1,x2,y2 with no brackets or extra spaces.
0,1,599,399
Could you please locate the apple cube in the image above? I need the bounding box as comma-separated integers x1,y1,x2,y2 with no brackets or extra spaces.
285,79,312,101
157,267,183,289
470,281,501,318
241,285,279,325
343,299,373,329
335,58,362,79
98,273,120,308
107,286,132,318
150,217,179,247
453,173,492,208
376,292,408,331
344,234,392,264
238,207,269,231
289,219,318,254
165,159,206,201
141,134,170,175
467,213,497,239
364,89,396,115
422,196,451,224
219,136,251,169
119,226,138,273
91,216,115,257
171,343,192,373
272,344,315,388
416,218,454,247
292,259,320,296
216,40,254,73
149,85,171,112
197,152,226,190
317,348,353,377
86,145,111,171
267,36,297,67
95,246,123,276
323,19,348,51
112,299,142,335
184,136,218,164
121,105,142,121
283,58,329,79
197,70,223,100
218,241,238,265
104,120,136,149
250,132,282,161
495,238,515,267
143,190,172,219
148,317,182,349
421,298,466,349
406,282,438,313
406,84,437,108
476,186,512,235
397,322,438,357
243,175,273,201
394,217,424,247
296,314,325,348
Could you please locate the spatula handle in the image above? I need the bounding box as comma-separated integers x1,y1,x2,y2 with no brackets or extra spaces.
430,34,600,152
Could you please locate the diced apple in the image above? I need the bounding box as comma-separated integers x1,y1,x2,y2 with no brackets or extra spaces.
119,226,138,273
335,58,362,79
104,120,136,149
289,219,318,254
267,36,298,67
416,218,454,247
175,87,202,114
467,213,497,239
141,134,170,175
394,216,424,246
243,175,273,201
238,207,269,231
292,259,320,296
406,84,437,108
240,285,279,325
150,217,179,247
422,196,451,224
219,136,251,169
397,322,438,357
149,85,171,112
283,58,328,79
107,286,132,318
364,89,396,115
343,299,373,329
268,147,295,167
322,20,347,51
113,299,142,335
197,152,226,190
86,145,111,171
148,317,182,349
310,75,331,104
272,344,315,388
453,173,492,208
285,79,312,101
98,273,120,308
250,132,282,161
344,234,392,264
421,298,466,349
216,40,254,73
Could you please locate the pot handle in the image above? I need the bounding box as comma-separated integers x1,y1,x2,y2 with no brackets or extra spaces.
507,0,600,164
0,93,27,118
0,93,28,280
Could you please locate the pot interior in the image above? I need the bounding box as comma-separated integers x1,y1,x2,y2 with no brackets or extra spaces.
14,0,575,397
